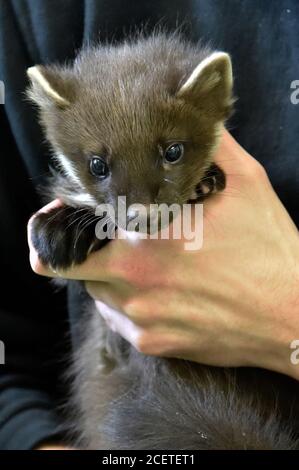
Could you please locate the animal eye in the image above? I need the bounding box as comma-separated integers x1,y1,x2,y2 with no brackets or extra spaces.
89,157,109,179
164,143,184,164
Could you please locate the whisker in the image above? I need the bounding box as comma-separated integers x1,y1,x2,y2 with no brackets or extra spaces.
65,211,93,231
65,207,89,220
73,216,97,251
37,206,69,230
73,213,94,241
164,178,175,185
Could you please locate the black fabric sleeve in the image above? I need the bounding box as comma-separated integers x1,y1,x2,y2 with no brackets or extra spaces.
0,0,297,451
0,1,75,448
0,0,193,450
0,105,70,449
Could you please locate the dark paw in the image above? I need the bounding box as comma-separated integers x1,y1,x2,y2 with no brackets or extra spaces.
195,163,226,200
30,205,105,270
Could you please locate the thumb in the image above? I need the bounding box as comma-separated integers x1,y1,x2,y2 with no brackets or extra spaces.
213,128,258,183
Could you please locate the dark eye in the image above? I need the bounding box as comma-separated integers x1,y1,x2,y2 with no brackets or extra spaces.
89,157,109,179
164,143,184,164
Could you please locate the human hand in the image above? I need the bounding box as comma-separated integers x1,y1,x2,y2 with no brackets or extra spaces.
28,130,299,379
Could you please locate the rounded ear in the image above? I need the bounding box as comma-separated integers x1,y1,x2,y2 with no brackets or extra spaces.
27,65,75,109
177,52,233,119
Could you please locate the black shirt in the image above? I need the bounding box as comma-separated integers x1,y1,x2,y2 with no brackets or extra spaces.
0,0,298,449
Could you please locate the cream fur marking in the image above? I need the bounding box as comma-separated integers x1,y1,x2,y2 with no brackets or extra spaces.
27,66,70,107
56,153,97,207
70,193,97,206
56,153,82,186
178,52,232,94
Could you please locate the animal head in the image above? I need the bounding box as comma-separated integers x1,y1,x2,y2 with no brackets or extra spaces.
27,35,233,211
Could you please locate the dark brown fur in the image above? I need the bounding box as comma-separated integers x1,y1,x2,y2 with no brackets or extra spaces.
27,32,299,449
28,33,231,211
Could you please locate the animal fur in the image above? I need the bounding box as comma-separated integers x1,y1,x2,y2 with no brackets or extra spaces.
27,32,299,449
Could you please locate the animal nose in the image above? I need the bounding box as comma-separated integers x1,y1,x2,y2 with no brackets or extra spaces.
128,180,160,206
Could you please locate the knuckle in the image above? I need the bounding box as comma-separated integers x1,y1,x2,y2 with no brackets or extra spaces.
135,332,168,356
134,332,155,355
125,300,142,321
124,297,150,324
246,158,267,181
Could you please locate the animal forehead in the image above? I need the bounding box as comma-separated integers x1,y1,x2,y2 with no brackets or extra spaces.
81,89,169,121
72,92,178,144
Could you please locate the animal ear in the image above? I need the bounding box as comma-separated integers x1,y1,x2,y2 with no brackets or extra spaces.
177,52,233,119
27,65,75,109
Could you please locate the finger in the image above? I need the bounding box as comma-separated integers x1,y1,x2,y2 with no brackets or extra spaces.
61,234,147,281
87,281,162,327
29,240,114,280
27,197,141,280
86,279,135,311
213,128,260,176
30,223,148,281
96,300,201,358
